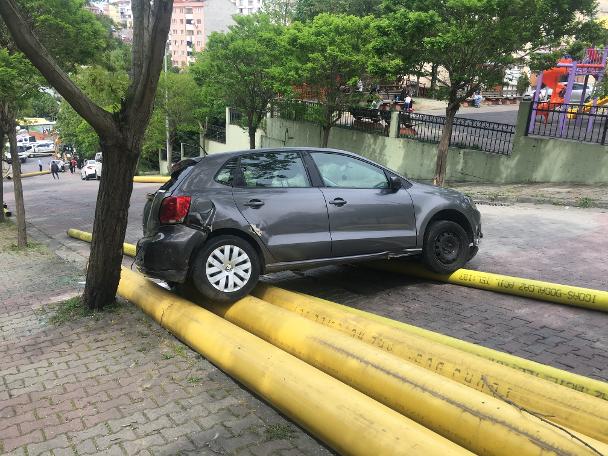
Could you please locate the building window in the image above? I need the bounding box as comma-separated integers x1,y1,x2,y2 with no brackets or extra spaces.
197,19,201,24
185,7,193,14
180,19,183,24
186,18,192,24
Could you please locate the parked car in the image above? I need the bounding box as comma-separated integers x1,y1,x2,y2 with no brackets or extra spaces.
136,148,482,302
80,159,101,180
50,159,66,172
30,141,55,157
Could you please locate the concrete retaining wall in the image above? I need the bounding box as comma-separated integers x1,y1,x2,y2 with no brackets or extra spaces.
199,103,608,184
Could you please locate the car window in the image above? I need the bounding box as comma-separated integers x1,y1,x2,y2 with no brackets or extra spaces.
311,152,388,189
215,158,237,186
240,152,310,188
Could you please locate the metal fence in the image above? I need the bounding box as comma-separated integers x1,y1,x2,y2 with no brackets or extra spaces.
204,124,226,144
335,107,391,136
527,101,608,144
229,108,243,126
272,100,391,136
271,99,514,155
399,112,515,155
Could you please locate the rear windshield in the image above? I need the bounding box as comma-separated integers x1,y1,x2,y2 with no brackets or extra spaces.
159,157,202,191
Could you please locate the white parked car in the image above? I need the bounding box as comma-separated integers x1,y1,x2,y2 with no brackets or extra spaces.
81,159,101,180
30,141,55,157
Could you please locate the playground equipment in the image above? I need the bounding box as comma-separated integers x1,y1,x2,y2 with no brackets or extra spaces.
528,48,608,137
567,96,608,119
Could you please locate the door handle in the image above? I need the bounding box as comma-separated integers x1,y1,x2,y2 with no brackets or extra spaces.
244,199,264,208
329,197,347,207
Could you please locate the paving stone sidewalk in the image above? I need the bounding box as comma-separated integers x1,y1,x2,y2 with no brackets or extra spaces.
0,223,331,456
449,182,608,208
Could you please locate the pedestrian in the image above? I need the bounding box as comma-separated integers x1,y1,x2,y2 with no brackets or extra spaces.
404,93,413,111
70,158,77,174
50,161,60,180
37,159,42,172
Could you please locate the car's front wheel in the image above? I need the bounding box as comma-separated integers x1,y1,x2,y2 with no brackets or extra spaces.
422,220,469,274
191,235,260,303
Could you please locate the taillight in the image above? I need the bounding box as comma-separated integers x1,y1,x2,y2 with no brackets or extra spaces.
159,196,191,224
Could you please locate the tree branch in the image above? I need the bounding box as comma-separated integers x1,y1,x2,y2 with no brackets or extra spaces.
0,0,115,136
126,0,173,135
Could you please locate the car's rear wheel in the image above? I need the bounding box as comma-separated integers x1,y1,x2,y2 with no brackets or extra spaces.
191,235,260,303
422,220,469,274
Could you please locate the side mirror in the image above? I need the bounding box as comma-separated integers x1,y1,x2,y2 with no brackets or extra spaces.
389,175,402,192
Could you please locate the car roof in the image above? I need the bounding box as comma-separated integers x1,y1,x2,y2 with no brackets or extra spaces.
202,147,364,162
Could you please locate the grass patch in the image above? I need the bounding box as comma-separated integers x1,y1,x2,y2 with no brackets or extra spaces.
162,352,175,360
265,423,296,441
8,241,48,254
186,376,203,384
577,197,593,208
172,343,188,358
48,296,122,325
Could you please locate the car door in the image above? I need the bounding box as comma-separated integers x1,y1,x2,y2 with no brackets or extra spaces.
232,151,331,263
309,151,417,257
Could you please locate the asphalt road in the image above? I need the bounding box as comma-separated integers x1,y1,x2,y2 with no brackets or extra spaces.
3,172,607,381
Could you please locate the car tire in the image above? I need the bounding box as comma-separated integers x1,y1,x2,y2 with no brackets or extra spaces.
422,220,470,274
191,235,260,303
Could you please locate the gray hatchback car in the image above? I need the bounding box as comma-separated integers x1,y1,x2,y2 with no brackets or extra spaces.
136,148,482,302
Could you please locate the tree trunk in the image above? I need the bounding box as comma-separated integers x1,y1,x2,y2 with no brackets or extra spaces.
83,137,139,310
8,126,27,246
430,63,438,96
321,125,331,148
0,130,5,224
433,104,458,187
248,127,256,149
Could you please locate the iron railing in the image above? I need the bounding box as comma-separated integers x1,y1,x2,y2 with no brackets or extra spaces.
204,124,226,144
527,101,608,144
399,112,515,155
336,107,392,136
272,99,514,154
229,108,243,125
272,100,391,136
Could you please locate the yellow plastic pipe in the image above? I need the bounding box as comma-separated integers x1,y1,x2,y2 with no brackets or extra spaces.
133,175,169,183
66,230,608,402
67,228,136,257
253,283,608,442
21,170,51,178
116,268,470,456
369,261,608,312
187,291,607,456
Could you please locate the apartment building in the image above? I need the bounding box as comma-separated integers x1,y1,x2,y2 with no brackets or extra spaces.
170,0,236,68
230,0,262,15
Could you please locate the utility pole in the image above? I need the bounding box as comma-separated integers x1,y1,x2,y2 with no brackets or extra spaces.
164,41,172,174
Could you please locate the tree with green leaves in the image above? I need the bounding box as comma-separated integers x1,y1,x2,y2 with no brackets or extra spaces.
191,14,290,149
293,0,381,21
282,13,376,147
0,50,42,242
0,0,173,310
24,90,59,120
261,0,297,25
383,0,601,186
55,62,130,159
0,0,111,246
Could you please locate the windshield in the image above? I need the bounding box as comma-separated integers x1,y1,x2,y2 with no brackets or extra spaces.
86,160,96,165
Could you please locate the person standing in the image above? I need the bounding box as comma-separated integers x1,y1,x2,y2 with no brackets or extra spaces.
70,158,77,174
37,159,42,172
50,161,60,180
404,93,412,111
